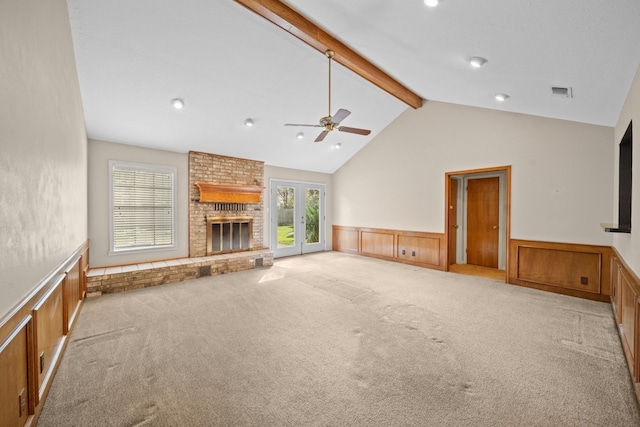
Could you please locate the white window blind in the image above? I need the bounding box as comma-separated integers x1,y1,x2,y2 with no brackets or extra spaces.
110,161,176,253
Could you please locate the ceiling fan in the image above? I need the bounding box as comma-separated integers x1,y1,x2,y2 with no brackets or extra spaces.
285,49,371,143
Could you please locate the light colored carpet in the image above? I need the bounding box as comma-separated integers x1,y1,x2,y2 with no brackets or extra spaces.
38,252,640,426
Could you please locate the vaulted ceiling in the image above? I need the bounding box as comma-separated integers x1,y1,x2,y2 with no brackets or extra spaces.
67,0,640,173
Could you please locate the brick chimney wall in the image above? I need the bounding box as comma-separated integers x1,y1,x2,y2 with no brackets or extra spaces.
189,151,265,257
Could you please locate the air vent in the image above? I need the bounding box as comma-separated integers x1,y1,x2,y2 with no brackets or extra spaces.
551,86,573,98
212,202,246,211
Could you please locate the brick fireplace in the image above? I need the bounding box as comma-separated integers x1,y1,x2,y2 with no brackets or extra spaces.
189,151,266,257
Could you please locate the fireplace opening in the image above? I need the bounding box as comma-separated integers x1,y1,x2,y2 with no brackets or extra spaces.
206,216,253,255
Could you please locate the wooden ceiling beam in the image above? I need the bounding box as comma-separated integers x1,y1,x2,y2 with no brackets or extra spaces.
234,0,423,109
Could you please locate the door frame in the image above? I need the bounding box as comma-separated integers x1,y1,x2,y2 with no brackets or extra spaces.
445,166,511,278
270,179,326,258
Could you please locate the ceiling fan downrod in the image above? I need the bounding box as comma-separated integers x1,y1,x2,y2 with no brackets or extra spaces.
325,49,334,119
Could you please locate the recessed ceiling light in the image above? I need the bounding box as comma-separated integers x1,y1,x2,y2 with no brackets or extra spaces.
469,56,488,68
495,93,510,102
244,118,254,127
424,0,439,7
296,132,304,139
170,98,184,109
333,142,342,150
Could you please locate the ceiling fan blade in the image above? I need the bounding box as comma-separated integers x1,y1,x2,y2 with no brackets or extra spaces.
315,130,329,142
338,126,371,136
284,123,324,127
331,109,351,124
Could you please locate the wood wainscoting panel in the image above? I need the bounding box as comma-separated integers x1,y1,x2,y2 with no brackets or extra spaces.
63,256,83,335
516,247,601,293
332,226,359,253
361,229,395,258
508,240,612,302
80,246,89,299
332,226,445,271
397,234,441,266
612,256,623,324
0,240,89,427
0,316,31,427
610,250,640,399
620,267,638,377
33,276,65,404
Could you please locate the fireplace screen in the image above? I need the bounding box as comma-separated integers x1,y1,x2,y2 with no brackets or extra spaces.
206,217,252,255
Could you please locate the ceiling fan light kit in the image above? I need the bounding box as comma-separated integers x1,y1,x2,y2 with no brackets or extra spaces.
284,49,372,143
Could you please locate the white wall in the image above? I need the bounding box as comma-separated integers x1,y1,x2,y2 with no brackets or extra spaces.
613,65,640,275
88,140,188,267
0,0,88,318
333,100,613,247
264,165,333,250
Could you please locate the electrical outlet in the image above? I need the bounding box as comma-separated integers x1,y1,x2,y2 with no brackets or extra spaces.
412,251,416,257
39,351,45,373
580,276,588,285
401,249,405,255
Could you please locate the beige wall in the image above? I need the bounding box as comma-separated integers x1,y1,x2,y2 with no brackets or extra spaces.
333,100,613,247
88,151,331,266
88,140,189,267
613,65,640,275
0,0,88,317
264,165,333,250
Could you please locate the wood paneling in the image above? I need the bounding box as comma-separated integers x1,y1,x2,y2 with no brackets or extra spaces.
612,256,623,324
0,316,31,427
610,250,640,402
508,240,612,302
332,226,359,253
233,0,423,109
361,230,395,258
332,226,445,271
620,272,637,373
0,240,89,427
397,235,440,266
80,246,89,300
33,277,64,403
63,259,82,334
516,247,601,293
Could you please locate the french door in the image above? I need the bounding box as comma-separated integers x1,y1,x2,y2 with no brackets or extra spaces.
270,180,325,258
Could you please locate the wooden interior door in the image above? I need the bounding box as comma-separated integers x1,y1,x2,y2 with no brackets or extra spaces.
448,177,458,265
467,177,499,268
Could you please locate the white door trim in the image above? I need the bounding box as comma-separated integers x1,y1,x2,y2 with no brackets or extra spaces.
270,179,326,258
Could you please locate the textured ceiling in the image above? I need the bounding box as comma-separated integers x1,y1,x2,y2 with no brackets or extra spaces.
67,0,640,173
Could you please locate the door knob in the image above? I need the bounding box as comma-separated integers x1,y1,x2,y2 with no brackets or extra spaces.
493,226,498,230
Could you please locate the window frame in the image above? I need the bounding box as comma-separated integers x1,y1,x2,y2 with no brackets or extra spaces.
108,160,178,255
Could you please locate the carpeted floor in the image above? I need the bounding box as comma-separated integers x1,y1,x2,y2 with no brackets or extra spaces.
38,252,640,426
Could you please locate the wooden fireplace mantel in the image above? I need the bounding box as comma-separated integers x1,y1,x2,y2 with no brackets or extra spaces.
196,182,264,203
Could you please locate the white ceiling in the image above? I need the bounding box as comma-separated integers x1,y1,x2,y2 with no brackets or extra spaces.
67,0,640,174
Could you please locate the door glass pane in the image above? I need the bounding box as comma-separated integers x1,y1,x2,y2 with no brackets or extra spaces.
277,186,295,248
305,188,320,244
